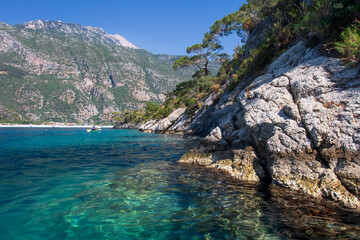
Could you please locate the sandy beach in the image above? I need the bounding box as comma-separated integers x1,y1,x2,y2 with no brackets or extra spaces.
0,124,114,128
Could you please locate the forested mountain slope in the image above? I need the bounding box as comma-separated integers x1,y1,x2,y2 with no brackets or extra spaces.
0,20,194,123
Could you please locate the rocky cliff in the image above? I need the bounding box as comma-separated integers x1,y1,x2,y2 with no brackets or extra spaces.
0,20,194,123
139,41,360,208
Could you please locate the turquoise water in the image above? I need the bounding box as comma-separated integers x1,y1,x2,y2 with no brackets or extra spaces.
0,128,359,239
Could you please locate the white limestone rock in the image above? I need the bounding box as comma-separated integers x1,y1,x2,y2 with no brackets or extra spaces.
140,108,186,133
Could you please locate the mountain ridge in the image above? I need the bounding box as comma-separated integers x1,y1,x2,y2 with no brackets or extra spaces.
0,20,195,123
19,20,139,49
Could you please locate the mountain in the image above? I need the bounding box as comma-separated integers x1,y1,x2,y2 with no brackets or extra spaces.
0,20,194,123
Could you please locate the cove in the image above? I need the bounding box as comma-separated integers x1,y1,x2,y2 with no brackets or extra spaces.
0,128,359,239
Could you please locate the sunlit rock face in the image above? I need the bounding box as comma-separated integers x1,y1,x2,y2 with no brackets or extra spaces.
144,40,360,208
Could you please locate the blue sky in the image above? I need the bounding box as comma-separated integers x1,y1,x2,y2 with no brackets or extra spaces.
0,0,245,55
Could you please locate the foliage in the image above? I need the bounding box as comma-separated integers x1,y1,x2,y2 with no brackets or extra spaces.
294,0,360,41
207,0,279,41
212,0,360,90
114,75,219,125
173,0,283,78
334,20,360,61
144,102,160,117
210,83,220,93
173,40,227,77
115,0,360,126
228,37,277,90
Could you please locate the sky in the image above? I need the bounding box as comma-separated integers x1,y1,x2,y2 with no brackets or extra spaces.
0,0,245,55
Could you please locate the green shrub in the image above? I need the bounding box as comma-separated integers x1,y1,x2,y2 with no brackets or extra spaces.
294,0,360,41
186,97,197,107
145,102,161,117
185,98,199,115
294,0,333,40
334,20,360,61
228,37,276,91
157,107,173,119
195,76,214,93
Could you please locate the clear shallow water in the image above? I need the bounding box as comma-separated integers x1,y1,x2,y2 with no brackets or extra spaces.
0,128,359,240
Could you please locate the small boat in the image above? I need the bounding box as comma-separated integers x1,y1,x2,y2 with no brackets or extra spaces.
86,128,102,132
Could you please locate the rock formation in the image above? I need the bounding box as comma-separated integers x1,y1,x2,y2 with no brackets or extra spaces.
140,41,360,208
139,108,186,133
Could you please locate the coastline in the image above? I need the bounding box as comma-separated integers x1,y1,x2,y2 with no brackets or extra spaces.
0,124,114,128
137,41,360,209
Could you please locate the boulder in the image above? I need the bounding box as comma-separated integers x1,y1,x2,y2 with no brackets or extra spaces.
179,146,265,183
139,108,186,133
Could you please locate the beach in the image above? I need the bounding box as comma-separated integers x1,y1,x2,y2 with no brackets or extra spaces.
0,124,114,128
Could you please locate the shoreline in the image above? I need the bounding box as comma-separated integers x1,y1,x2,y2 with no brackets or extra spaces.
0,124,114,128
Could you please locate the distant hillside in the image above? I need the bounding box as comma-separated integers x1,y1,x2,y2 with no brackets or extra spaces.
0,20,198,123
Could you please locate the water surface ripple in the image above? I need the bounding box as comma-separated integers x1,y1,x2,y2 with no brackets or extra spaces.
0,128,359,239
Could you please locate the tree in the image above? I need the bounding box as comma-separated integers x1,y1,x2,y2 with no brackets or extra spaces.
172,0,278,78
206,0,279,43
144,102,160,117
173,38,227,78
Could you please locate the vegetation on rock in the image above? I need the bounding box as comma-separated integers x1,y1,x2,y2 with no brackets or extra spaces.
125,0,360,209
112,75,220,125
115,0,360,127
334,20,360,62
209,0,360,90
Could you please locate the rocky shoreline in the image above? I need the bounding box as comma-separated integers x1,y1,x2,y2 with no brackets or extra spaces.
112,122,142,130
132,41,360,209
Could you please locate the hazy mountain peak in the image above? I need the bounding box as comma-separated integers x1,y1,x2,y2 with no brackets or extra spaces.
109,34,138,49
23,19,47,29
22,19,137,49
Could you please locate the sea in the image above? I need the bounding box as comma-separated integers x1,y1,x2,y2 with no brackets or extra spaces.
0,128,359,240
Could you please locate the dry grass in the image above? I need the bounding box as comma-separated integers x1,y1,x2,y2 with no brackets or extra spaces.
210,83,220,93
323,101,345,110
197,92,206,101
245,88,250,99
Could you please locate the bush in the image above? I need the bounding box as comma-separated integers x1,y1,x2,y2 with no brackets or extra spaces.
145,102,160,117
195,75,214,93
294,0,334,40
334,20,360,61
210,83,220,93
186,98,197,107
157,107,173,119
228,37,276,91
294,0,360,42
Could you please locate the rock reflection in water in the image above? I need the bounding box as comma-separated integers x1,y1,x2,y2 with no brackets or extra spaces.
266,185,360,239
